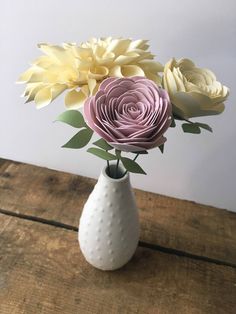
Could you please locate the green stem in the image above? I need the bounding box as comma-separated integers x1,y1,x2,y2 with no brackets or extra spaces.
173,113,194,124
106,157,110,177
115,158,120,179
133,153,140,162
123,153,140,177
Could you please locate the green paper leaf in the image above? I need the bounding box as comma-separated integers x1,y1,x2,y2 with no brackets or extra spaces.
194,122,213,133
56,110,86,128
115,149,121,158
62,128,93,149
87,147,117,161
121,157,146,175
182,123,201,134
93,138,113,151
158,144,164,153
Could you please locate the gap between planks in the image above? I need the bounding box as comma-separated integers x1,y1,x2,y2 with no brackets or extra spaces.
0,206,235,270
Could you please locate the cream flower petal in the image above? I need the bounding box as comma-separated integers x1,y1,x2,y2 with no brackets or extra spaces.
34,87,52,108
38,44,71,65
88,79,97,95
129,39,149,50
19,37,163,108
31,56,53,69
21,83,38,97
81,85,90,97
28,71,54,83
17,68,35,83
172,68,186,92
25,84,45,103
166,69,178,94
178,58,195,70
35,84,67,108
88,66,109,80
222,85,230,98
114,54,139,65
107,39,131,55
121,65,145,77
109,65,123,77
144,71,161,84
138,60,164,72
96,52,115,65
65,89,87,109
163,57,229,118
172,91,225,118
72,46,92,59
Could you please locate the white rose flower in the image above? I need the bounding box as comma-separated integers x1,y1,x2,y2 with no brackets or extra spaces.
163,58,229,119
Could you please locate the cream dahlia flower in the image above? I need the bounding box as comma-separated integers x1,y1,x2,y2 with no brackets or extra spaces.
18,37,163,109
163,58,229,119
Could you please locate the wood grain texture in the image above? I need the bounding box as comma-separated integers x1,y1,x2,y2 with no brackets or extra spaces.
1,213,236,314
0,158,11,172
0,158,236,265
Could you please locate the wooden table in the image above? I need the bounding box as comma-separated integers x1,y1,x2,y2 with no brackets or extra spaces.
0,158,236,314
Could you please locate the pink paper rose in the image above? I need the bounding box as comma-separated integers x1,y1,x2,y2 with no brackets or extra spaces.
84,76,172,152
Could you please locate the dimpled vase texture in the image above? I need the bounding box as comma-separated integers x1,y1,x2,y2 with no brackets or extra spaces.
78,167,140,270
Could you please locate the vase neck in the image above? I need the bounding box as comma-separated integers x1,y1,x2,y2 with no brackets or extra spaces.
99,164,130,188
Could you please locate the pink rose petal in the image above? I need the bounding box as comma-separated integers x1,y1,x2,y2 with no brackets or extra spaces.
84,76,172,152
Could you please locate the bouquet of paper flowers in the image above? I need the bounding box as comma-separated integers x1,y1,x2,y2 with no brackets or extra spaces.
18,37,229,178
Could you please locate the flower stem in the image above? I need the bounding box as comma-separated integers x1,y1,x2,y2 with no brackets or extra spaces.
106,156,110,177
115,158,120,179
133,153,140,162
173,113,194,124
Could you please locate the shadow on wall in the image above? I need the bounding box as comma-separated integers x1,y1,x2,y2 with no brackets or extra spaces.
187,132,236,211
160,5,235,60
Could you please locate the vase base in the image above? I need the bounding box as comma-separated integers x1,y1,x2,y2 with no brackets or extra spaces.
80,244,138,271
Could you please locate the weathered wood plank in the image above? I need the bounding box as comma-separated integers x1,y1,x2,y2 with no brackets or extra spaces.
0,158,11,172
0,158,236,265
0,214,236,314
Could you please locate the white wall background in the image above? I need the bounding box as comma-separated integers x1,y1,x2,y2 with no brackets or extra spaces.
1,0,236,211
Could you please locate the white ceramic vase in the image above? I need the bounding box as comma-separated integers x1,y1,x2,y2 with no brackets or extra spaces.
78,164,140,271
